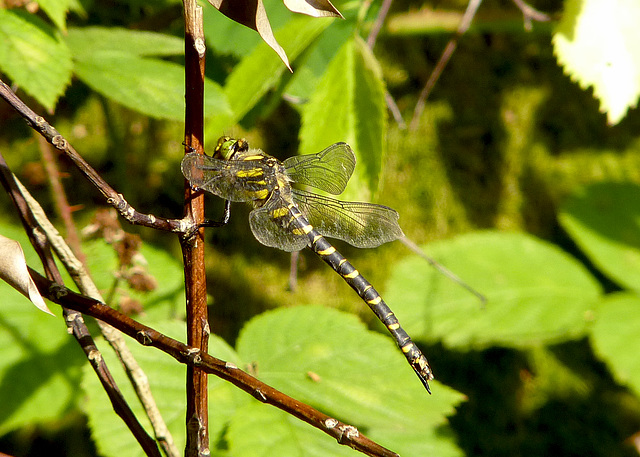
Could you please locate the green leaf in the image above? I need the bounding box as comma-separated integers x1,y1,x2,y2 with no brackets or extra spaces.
385,231,602,349
590,292,640,396
284,17,353,101
83,322,240,457
0,224,84,435
0,9,72,110
559,182,640,291
207,15,333,134
72,53,230,121
299,35,387,200
553,0,640,125
38,0,71,31
66,27,185,60
234,306,465,457
227,402,356,457
204,4,261,57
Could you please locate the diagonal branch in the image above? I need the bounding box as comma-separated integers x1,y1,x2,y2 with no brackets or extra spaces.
0,78,190,234
0,151,163,457
29,270,401,457
13,175,180,457
410,0,482,131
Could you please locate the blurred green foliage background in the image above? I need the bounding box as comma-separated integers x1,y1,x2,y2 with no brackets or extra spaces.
2,0,640,456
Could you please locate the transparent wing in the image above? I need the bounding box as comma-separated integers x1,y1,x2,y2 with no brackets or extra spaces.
283,142,355,195
292,189,404,248
181,153,271,203
248,192,309,252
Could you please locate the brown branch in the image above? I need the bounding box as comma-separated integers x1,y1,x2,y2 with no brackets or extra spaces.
29,270,400,457
182,1,209,456
409,0,482,131
0,78,189,234
366,0,393,49
14,178,180,457
37,134,86,264
0,151,162,457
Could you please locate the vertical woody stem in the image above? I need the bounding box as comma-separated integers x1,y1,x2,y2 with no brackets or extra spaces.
182,2,209,456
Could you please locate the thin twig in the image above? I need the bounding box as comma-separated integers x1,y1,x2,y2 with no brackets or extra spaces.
363,0,407,129
0,152,162,457
29,270,401,457
385,91,407,130
366,0,393,49
400,236,486,305
511,0,551,31
14,177,179,457
38,134,86,264
182,1,209,456
409,0,482,131
0,78,190,234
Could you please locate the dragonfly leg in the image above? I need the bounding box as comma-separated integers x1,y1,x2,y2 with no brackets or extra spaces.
201,199,231,228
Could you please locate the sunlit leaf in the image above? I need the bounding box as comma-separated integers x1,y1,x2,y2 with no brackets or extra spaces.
207,15,332,134
559,182,640,291
37,0,72,31
553,0,640,125
590,292,640,396
235,306,465,456
0,9,72,110
299,36,387,200
66,27,185,60
83,321,241,457
386,231,601,349
0,234,52,315
72,53,229,121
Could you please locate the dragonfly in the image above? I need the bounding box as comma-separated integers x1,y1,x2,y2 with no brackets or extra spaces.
181,136,434,392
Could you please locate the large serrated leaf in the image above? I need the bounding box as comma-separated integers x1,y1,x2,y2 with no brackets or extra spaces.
83,322,240,457
589,292,640,396
385,231,602,349
559,182,640,291
0,9,72,110
66,27,185,60
206,15,333,134
553,0,640,125
299,36,387,201
73,53,229,121
235,306,465,456
227,402,356,457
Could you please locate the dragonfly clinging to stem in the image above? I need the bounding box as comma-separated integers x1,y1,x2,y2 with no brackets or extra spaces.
181,136,434,392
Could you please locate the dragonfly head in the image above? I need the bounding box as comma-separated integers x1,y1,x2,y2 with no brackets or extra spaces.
214,136,249,160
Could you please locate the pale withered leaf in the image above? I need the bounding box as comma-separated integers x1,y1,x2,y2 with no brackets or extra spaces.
0,234,53,315
283,0,343,18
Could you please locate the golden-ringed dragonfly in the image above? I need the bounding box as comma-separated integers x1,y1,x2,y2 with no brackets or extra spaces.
181,136,434,393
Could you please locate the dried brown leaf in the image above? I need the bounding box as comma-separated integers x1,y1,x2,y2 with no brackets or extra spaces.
0,234,53,315
208,0,292,70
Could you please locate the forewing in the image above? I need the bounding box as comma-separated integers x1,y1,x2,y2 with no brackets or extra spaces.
293,189,404,248
248,193,309,252
181,153,269,203
283,142,355,195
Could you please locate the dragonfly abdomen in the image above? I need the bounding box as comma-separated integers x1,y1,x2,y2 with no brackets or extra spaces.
287,204,434,392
